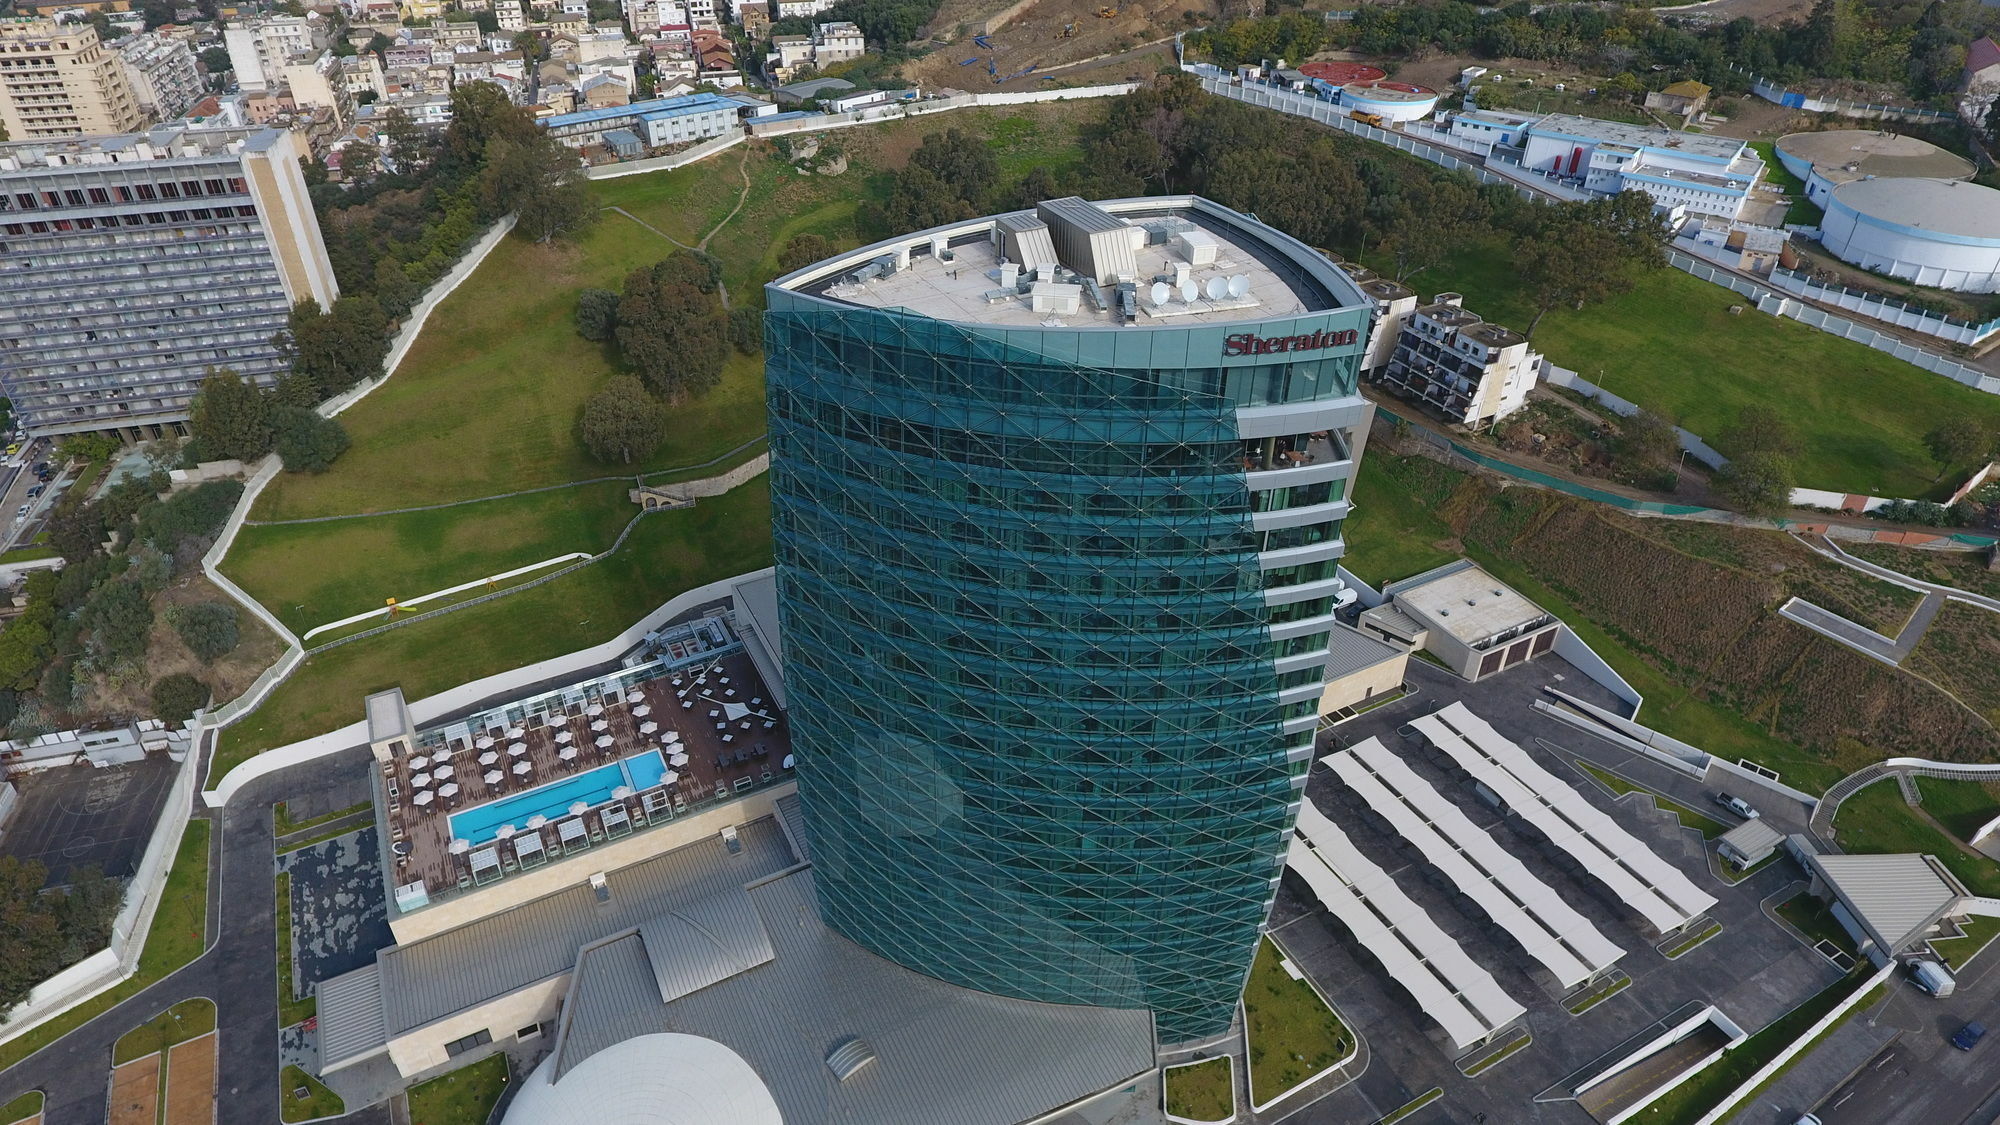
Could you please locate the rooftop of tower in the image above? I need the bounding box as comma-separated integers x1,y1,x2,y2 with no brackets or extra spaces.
775,195,1369,330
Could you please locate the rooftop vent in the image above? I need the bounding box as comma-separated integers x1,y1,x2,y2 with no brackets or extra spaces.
590,872,610,903
825,1036,878,1082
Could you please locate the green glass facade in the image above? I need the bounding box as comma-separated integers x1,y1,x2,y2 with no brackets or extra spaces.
766,199,1372,1043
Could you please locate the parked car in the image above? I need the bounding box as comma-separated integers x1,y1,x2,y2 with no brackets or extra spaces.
30,461,46,475
13,505,27,520
1714,793,1760,819
1952,1021,1986,1051
26,485,43,499
1794,1115,1822,1125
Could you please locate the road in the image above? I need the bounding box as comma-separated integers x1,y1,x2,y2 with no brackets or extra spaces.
1804,946,2000,1125
0,745,392,1125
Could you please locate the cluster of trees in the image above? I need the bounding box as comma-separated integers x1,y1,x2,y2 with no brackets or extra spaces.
1713,406,1802,516
859,128,1066,239
574,251,751,464
767,0,942,51
188,370,352,474
310,83,595,319
0,857,122,1012
0,459,246,736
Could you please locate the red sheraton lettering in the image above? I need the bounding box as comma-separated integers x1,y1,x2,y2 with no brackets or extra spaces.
1221,328,1358,357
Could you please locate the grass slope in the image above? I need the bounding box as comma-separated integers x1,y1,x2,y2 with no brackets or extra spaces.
406,1054,508,1125
1163,1056,1234,1122
280,1064,344,1123
1243,937,1350,1106
1399,239,2000,498
1835,781,2000,897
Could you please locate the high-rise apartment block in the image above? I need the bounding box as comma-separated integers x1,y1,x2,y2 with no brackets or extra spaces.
0,126,338,438
768,195,1374,1043
115,32,203,121
222,14,326,92
0,17,144,140
1376,294,1543,428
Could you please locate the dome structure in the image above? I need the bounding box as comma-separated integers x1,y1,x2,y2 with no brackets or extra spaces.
1819,177,2000,294
502,1033,784,1125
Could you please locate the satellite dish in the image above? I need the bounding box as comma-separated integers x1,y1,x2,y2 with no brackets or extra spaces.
1179,280,1199,303
1149,281,1170,307
1228,274,1250,299
1204,276,1229,301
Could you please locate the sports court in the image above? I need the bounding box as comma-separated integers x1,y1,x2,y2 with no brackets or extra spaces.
0,758,174,886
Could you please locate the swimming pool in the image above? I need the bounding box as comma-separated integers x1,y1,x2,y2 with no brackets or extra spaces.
449,749,669,845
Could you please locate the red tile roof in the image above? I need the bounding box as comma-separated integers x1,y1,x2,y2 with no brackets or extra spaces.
1969,36,2000,77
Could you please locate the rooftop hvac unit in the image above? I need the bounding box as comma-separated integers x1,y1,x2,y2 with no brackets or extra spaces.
1173,230,1219,266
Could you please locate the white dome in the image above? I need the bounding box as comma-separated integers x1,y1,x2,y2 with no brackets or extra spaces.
503,1033,784,1125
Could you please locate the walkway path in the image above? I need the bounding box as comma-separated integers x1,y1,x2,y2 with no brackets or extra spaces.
1776,589,1946,668
1797,534,2000,615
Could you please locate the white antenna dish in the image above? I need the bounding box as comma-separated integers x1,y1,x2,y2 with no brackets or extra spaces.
1228,274,1249,299
1204,276,1228,301
1149,281,1170,307
1179,280,1199,303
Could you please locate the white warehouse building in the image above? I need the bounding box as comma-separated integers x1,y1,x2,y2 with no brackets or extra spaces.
1818,177,2000,293
1512,114,1765,219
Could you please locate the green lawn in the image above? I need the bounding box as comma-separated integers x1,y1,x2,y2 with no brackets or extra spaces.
111,997,215,1066
1630,969,1872,1124
1573,761,1729,838
225,481,637,636
1915,776,2000,843
276,872,315,1027
0,1090,41,1123
1395,239,2000,498
280,1064,345,1123
1935,913,2000,969
407,1053,509,1125
1341,458,1459,586
1746,141,1822,227
1243,937,1351,1106
1776,892,1860,957
0,818,209,1075
1163,1056,1234,1122
1834,781,2000,897
212,482,772,778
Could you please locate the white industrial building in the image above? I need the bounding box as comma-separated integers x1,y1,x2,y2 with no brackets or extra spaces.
1451,110,1765,219
1818,177,2000,293
1339,80,1437,123
1773,130,1974,208
1374,294,1542,428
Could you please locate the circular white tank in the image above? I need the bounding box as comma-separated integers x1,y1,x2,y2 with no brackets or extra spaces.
1774,130,1976,208
1819,177,2000,294
1339,81,1439,124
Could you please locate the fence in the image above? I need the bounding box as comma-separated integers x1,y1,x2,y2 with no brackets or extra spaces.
1729,64,1953,124
746,83,1140,139
1668,252,2000,396
1766,268,2000,348
1540,366,1730,469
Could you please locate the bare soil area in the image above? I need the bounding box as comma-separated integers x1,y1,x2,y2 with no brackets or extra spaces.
75,571,288,724
107,1056,159,1125
163,1034,216,1125
909,0,1212,91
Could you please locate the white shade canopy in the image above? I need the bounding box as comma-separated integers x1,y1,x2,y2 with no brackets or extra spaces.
411,771,432,787
640,721,658,734
569,801,589,816
633,705,652,717
586,704,604,716
613,785,635,800
559,747,578,761
506,726,524,739
590,720,609,732
439,782,460,797
555,730,573,744
410,756,430,770
527,814,547,829
626,690,645,703
509,742,528,755
783,753,795,769
595,735,614,748
513,761,531,775
475,736,495,749
413,790,435,806
479,751,499,766
484,770,503,784
670,752,689,767
434,745,453,760
449,838,470,854
662,769,679,785
497,824,517,839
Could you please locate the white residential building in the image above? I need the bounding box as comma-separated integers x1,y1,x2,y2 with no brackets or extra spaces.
222,14,327,91
496,0,527,31
281,49,352,123
773,0,833,17
115,31,203,121
1374,294,1542,428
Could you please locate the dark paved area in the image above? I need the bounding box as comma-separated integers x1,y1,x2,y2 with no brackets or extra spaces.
280,773,371,827
0,756,175,886
282,828,392,1003
1280,657,1839,1125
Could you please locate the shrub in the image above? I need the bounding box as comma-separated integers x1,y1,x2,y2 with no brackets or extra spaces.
135,480,243,554
149,673,209,722
166,602,240,661
272,408,351,473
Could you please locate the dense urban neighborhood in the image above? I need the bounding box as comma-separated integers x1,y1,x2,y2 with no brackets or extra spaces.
6,0,2000,1120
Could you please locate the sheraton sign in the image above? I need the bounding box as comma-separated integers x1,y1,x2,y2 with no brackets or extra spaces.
1221,328,1359,357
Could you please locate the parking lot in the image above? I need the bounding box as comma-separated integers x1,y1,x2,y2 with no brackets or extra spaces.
1276,657,1841,1124
0,757,175,886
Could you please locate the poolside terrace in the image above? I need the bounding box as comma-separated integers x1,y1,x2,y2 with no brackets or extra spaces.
374,618,792,914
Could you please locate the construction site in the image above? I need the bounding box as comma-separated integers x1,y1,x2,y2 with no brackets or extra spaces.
907,0,1215,90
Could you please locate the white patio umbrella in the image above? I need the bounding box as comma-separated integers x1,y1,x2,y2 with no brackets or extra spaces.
475,736,495,750
590,720,609,733
526,815,547,830
484,769,503,785
479,751,499,766
569,800,589,816
633,705,651,717
555,730,573,744
439,782,460,798
410,755,430,770
509,741,527,755
513,761,531,776
497,824,516,840
449,838,470,854
661,770,679,785
626,690,645,703
669,752,689,767
505,726,524,739
595,735,614,748
586,703,604,717
612,785,634,800
413,790,435,806
640,721,658,734
433,745,453,760
558,747,577,761
410,771,431,786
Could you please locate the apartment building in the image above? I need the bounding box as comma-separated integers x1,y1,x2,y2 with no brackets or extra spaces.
114,32,202,121
0,126,338,438
1375,294,1542,428
765,20,861,83
0,18,145,140
222,14,327,92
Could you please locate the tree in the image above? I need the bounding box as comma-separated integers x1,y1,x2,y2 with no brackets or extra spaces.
0,856,64,1012
1718,404,1802,459
278,297,389,399
575,288,621,341
1614,409,1680,469
616,257,727,399
777,234,833,275
341,139,380,183
82,580,153,666
1925,418,1990,479
57,866,120,958
372,258,420,319
166,603,240,661
727,306,763,355
379,107,428,169
906,129,999,211
188,369,271,462
512,29,549,62
149,673,210,723
580,376,668,464
481,133,597,243
271,408,351,473
197,46,231,75
1004,165,1062,211
1715,449,1797,516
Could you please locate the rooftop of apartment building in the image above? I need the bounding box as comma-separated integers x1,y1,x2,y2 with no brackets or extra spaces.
1389,561,1555,648
0,124,283,172
1332,261,1416,304
783,195,1370,329
372,612,791,920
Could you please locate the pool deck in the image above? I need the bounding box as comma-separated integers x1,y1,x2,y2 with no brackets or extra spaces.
379,649,790,898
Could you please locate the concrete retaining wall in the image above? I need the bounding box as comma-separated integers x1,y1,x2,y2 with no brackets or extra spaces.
584,132,745,180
